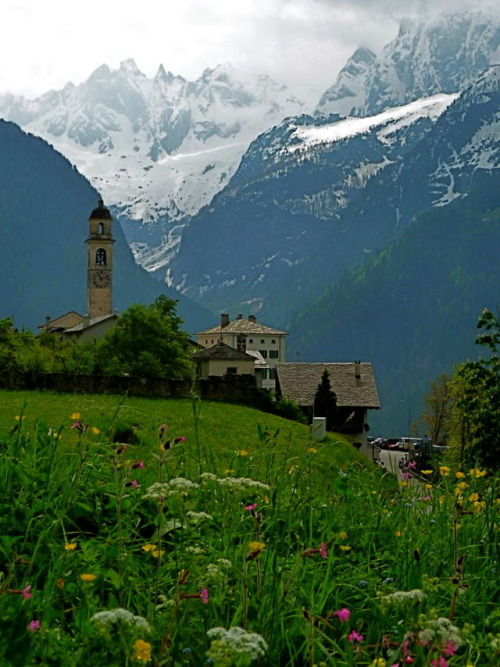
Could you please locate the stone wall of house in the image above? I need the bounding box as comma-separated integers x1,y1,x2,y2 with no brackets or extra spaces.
0,371,259,403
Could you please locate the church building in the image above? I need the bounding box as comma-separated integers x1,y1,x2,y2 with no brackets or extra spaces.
40,199,118,341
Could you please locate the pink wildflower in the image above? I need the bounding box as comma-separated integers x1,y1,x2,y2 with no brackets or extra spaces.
159,424,168,436
320,542,328,558
347,630,364,643
245,503,258,511
431,659,448,667
408,460,417,468
27,620,40,632
125,479,139,488
444,641,457,656
22,586,32,599
132,460,145,469
333,608,350,623
200,588,209,604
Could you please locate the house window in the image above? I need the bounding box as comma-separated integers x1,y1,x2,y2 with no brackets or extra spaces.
269,368,276,380
271,339,276,344
269,350,279,359
259,350,268,358
237,335,246,352
260,339,265,344
261,369,268,379
226,367,237,375
249,338,253,343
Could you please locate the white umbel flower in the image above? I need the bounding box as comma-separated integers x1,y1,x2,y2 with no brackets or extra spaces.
207,626,268,664
91,608,151,632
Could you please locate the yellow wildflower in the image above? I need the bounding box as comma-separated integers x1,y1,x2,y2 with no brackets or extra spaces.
133,639,152,662
424,483,433,490
14,415,25,421
469,468,487,478
439,466,450,476
339,545,351,552
91,426,100,435
370,659,386,667
338,531,348,539
237,450,249,456
70,412,81,420
473,501,486,513
141,544,157,552
307,447,318,454
421,470,433,475
455,482,468,494
224,469,234,474
152,549,164,558
400,480,409,489
65,543,77,551
80,573,97,582
469,492,480,503
248,541,266,552
455,471,465,478
394,531,403,537
288,464,299,474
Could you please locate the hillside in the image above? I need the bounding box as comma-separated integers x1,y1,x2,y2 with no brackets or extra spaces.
0,120,211,333
288,197,500,435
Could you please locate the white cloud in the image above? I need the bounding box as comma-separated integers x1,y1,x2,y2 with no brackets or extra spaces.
0,0,497,99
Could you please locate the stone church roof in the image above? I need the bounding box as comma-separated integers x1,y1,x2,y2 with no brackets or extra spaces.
197,316,287,337
89,198,112,220
275,362,381,409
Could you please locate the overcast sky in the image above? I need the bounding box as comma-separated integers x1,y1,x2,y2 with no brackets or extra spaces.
1,0,498,100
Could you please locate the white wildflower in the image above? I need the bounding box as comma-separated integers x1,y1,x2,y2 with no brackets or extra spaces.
200,472,218,482
380,589,426,605
206,626,268,664
418,617,462,647
91,608,151,633
216,476,270,493
185,545,205,555
155,595,175,612
143,478,199,501
186,510,213,524
161,519,184,534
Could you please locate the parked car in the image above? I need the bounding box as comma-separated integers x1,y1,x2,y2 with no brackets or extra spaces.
396,437,424,452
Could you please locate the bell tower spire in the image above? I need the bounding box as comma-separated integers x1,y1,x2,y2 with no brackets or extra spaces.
86,198,115,319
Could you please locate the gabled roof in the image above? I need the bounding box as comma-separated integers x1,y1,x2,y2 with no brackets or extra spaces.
193,341,256,361
64,314,118,333
245,349,270,369
275,362,381,409
197,318,287,336
38,311,85,331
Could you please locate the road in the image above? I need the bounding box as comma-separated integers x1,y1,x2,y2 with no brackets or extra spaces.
378,448,408,479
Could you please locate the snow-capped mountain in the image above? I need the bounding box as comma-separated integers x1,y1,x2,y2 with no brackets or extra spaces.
0,60,307,233
165,66,499,320
317,10,500,117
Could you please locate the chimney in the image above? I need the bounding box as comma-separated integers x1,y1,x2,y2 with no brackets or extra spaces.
220,313,230,328
248,314,256,323
236,313,243,319
354,361,361,380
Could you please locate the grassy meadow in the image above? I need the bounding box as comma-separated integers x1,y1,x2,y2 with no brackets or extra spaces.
0,389,498,666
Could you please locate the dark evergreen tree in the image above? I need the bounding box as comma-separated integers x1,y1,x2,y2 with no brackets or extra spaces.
313,369,338,431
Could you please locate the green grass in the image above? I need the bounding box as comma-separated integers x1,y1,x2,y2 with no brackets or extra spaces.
0,389,498,666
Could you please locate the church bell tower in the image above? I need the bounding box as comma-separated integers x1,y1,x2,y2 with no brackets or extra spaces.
86,198,115,319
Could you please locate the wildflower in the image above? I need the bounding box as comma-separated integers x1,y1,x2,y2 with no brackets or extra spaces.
439,466,450,476
320,542,328,558
468,492,479,502
394,531,403,537
70,412,81,420
22,586,32,599
125,479,139,488
371,659,386,667
141,544,157,552
400,481,409,489
200,588,209,604
27,620,40,632
133,639,152,662
444,641,457,656
132,460,145,469
338,531,348,539
56,578,65,589
424,483,433,490
91,426,100,435
288,464,299,474
473,501,486,513
307,447,318,454
332,608,350,623
224,469,234,474
152,549,164,558
245,503,258,511
347,630,364,643
80,573,97,582
143,478,199,501
186,511,213,524
431,659,448,667
65,543,77,551
381,589,425,605
455,482,468,494
15,415,24,421
455,471,465,479
206,627,268,663
237,450,249,456
469,468,486,478
339,545,351,552
248,541,266,552
91,608,151,632
421,470,433,475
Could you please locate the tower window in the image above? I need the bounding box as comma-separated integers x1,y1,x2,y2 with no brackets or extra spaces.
96,248,107,266
98,223,104,234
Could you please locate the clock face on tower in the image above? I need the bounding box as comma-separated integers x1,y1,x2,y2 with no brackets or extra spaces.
91,269,111,288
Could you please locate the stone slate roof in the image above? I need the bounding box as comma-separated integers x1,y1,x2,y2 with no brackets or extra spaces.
275,362,381,409
193,341,256,361
197,318,288,336
64,314,118,333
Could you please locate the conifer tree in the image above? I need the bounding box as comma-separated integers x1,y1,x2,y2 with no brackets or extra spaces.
313,369,338,431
